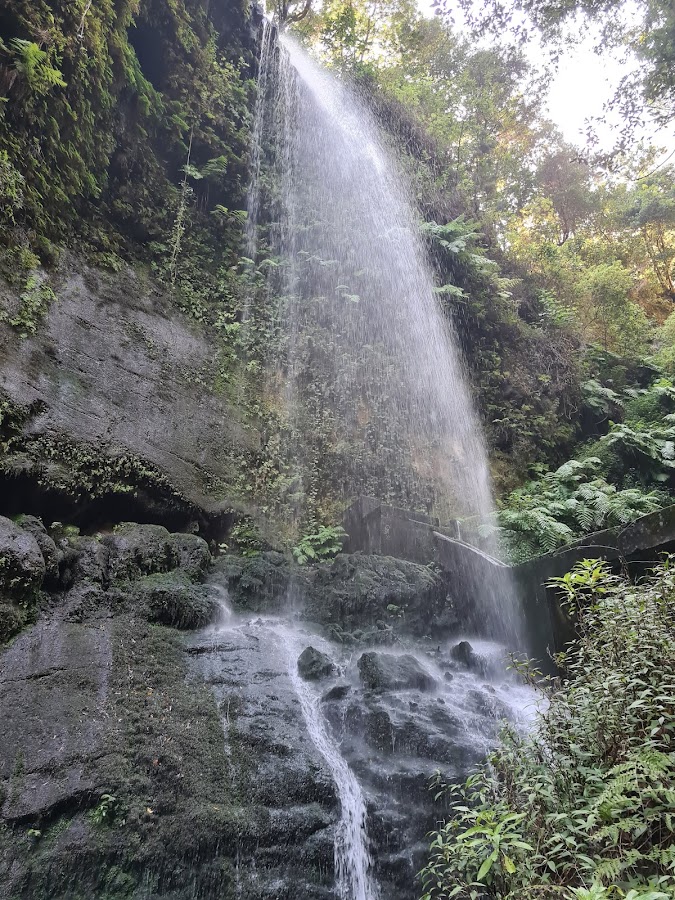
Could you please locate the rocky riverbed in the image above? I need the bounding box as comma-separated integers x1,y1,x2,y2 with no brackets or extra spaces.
0,516,535,899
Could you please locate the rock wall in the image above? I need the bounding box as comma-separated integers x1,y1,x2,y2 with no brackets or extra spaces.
0,516,533,900
0,258,256,526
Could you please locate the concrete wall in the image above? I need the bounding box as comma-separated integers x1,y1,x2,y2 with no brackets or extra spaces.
342,498,675,659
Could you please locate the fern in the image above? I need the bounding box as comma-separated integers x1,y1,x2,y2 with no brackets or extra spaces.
497,458,669,561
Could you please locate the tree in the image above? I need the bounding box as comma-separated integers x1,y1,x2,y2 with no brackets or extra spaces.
271,0,314,26
576,260,639,351
297,0,418,69
536,147,596,244
619,168,675,301
451,0,675,140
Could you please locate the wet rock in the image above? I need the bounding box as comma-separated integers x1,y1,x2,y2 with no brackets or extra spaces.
322,682,351,701
450,640,483,673
145,581,217,630
0,255,254,515
70,535,110,584
171,532,211,581
364,707,394,751
306,553,451,635
216,552,454,638
213,551,299,612
113,571,217,629
103,523,180,580
62,582,108,623
357,651,436,693
467,688,510,720
0,602,24,643
298,646,335,681
0,515,45,602
0,613,112,823
15,516,61,588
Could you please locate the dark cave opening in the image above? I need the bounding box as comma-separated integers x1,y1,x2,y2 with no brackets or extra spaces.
0,473,235,544
127,21,168,92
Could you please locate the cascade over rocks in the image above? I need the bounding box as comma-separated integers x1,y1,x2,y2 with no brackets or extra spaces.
357,651,437,693
298,646,336,680
0,518,534,899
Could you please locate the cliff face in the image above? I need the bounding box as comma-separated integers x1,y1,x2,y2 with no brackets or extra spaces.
0,0,265,531
0,256,254,528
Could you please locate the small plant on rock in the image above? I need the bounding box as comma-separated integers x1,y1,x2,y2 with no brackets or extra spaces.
292,524,346,565
91,793,118,826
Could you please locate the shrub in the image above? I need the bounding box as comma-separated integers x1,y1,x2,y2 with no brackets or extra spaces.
420,558,675,900
494,458,668,561
292,524,346,565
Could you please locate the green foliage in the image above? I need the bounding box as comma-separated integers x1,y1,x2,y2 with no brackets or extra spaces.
421,558,675,900
0,150,25,235
495,457,667,561
0,271,56,336
228,520,264,558
538,289,578,329
292,524,346,565
598,420,675,484
6,37,66,93
0,0,254,261
90,794,118,827
0,426,187,512
582,378,623,421
653,312,675,376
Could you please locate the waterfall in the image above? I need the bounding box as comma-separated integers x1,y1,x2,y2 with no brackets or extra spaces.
191,589,538,900
245,18,275,262
246,36,523,633
281,630,379,900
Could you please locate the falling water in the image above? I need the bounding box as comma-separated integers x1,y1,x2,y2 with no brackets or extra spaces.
191,589,538,900
281,630,379,900
245,18,275,262
246,30,524,643
249,32,493,521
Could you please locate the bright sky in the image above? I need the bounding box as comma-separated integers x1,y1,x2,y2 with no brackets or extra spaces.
417,0,675,155
543,40,626,148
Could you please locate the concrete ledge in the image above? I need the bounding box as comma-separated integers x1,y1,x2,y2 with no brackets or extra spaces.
342,498,675,658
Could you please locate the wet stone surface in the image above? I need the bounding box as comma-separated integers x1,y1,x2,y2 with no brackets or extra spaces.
187,601,536,900
0,526,535,900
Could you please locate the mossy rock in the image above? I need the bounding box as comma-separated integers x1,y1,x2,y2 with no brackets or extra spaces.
0,599,26,644
119,571,218,629
15,516,61,588
146,581,217,630
0,515,45,602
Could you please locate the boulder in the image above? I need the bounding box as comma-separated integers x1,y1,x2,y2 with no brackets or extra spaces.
450,640,483,674
0,515,45,602
357,651,436,693
297,646,335,681
322,682,351,701
145,582,217,630
305,554,449,634
171,532,211,581
70,536,110,585
15,516,61,588
104,523,180,580
214,551,299,612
